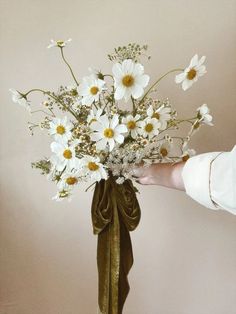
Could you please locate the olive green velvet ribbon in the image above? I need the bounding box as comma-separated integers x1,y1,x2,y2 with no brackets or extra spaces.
91,177,141,314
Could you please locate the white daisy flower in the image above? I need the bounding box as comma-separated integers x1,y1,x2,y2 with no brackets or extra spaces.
52,189,73,202
78,75,106,105
87,106,103,125
47,38,72,49
57,169,81,190
90,114,127,152
181,147,196,162
197,104,213,126
112,59,150,102
139,118,161,139
159,141,173,160
175,54,206,91
50,140,79,171
49,116,73,142
80,156,107,182
122,114,142,139
147,105,171,130
9,88,31,112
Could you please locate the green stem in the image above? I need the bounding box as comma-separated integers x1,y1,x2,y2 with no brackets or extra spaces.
139,68,184,103
60,48,79,86
24,88,78,119
131,96,136,114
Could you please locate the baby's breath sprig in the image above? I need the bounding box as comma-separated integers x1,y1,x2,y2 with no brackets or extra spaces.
31,159,51,175
108,43,150,63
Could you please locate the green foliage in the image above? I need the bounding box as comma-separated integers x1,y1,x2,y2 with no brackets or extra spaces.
31,159,51,175
108,43,151,63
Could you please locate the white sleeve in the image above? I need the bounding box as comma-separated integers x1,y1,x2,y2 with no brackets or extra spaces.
181,145,236,215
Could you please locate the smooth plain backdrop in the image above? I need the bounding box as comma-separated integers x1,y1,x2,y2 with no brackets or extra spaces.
0,0,236,313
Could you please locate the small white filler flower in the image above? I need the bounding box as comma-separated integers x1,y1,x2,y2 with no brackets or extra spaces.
112,59,149,102
175,54,206,91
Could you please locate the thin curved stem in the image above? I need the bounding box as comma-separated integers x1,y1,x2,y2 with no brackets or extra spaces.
60,48,79,86
24,88,78,119
139,68,184,103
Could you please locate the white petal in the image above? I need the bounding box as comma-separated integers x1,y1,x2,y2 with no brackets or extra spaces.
131,84,144,99
114,133,124,144
112,63,123,79
51,142,63,154
96,138,108,150
189,54,199,67
90,121,103,132
133,63,144,76
198,56,206,66
135,74,150,88
122,59,134,74
175,72,186,83
90,132,103,141
114,85,126,100
108,139,115,151
182,79,192,91
115,124,128,133
147,105,153,117
110,115,119,129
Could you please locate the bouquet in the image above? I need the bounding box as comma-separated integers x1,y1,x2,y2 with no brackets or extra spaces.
10,39,213,314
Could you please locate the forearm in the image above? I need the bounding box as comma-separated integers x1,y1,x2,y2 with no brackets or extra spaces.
132,161,186,191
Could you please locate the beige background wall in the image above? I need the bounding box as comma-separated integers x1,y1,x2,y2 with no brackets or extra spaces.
0,0,236,313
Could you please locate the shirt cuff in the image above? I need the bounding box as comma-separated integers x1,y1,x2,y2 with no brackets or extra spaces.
181,152,222,210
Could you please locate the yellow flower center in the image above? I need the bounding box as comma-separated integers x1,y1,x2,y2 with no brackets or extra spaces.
182,155,189,162
66,177,78,185
88,162,99,171
145,123,154,133
122,75,134,87
187,68,197,80
104,128,114,138
63,149,72,159
127,120,136,130
152,112,160,119
160,148,168,157
56,40,64,46
56,125,66,135
90,86,99,95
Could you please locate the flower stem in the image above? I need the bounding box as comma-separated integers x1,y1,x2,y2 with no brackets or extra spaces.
60,48,79,86
139,68,184,104
24,88,78,119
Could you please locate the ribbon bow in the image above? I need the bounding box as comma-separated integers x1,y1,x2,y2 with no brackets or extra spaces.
91,177,141,314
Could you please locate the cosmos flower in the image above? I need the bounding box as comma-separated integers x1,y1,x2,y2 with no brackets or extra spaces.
49,116,73,142
122,114,142,139
112,59,149,102
47,38,72,48
147,105,172,130
175,54,206,91
78,75,106,105
90,114,127,152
